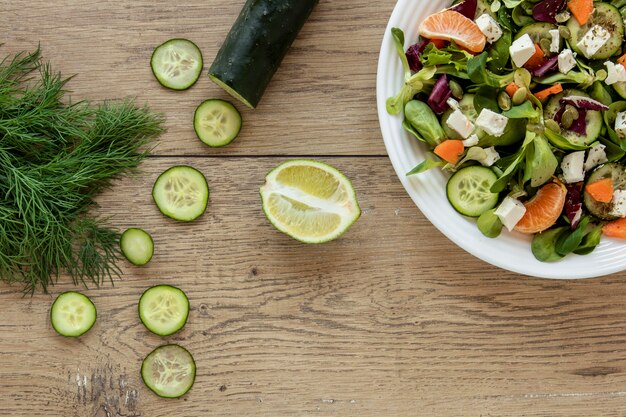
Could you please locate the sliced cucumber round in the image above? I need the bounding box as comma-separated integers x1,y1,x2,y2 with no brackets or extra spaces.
120,228,154,266
50,292,96,337
447,166,499,217
567,3,623,60
544,89,603,146
152,165,209,222
139,285,189,336
151,39,203,90
515,22,557,45
584,163,626,220
442,94,478,139
141,344,196,398
194,99,242,147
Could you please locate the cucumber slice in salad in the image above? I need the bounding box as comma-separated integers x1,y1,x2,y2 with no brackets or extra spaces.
120,228,154,266
544,89,603,147
151,39,203,90
194,99,242,147
567,3,623,60
139,285,189,336
584,163,626,220
152,166,209,222
515,22,557,45
446,166,499,217
141,344,196,398
50,292,97,337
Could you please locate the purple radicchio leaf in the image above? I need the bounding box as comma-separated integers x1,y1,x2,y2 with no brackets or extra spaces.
565,183,583,228
406,39,429,72
532,0,567,24
553,105,587,135
451,0,477,19
532,55,559,77
560,95,609,111
427,75,453,115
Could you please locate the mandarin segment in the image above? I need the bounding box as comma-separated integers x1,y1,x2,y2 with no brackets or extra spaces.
418,10,486,53
515,181,567,234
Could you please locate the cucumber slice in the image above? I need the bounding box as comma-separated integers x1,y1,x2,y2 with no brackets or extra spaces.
151,39,203,90
152,166,209,222
613,81,626,99
584,163,626,220
141,344,196,398
194,99,242,147
515,22,557,45
50,292,96,337
446,166,499,217
544,89,603,146
139,285,189,336
120,228,154,266
567,3,623,60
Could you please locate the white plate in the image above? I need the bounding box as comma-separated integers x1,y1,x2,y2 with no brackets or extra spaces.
376,0,626,278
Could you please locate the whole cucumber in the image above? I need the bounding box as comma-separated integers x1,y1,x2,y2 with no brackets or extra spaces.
209,0,319,108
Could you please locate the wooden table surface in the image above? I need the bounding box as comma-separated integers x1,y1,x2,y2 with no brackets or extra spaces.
3,1,626,416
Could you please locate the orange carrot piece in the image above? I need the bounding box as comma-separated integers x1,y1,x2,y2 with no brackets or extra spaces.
434,140,465,164
618,53,626,68
534,83,563,102
603,218,626,239
430,38,447,49
523,44,545,70
568,0,594,25
585,178,614,203
505,82,519,98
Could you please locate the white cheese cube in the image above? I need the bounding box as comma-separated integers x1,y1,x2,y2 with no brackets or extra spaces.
477,146,500,167
615,111,626,138
462,134,479,147
549,29,560,53
475,13,503,44
604,61,626,85
584,143,608,171
560,151,586,183
494,197,527,232
610,189,626,217
446,109,474,139
475,108,508,137
576,25,610,59
558,49,577,74
446,97,460,110
509,34,536,68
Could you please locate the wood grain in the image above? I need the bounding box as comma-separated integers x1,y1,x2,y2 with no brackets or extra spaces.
3,1,626,416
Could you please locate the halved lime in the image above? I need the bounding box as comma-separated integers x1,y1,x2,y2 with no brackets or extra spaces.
259,160,361,243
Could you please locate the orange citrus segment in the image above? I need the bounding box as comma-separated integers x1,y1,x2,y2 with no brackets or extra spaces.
418,10,486,53
514,181,567,234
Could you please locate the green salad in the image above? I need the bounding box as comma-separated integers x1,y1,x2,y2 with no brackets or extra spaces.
387,0,626,262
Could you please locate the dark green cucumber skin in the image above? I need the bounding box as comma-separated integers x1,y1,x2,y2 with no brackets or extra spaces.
208,0,319,108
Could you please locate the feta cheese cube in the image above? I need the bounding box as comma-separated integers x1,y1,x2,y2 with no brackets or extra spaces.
446,109,474,139
462,134,479,147
558,49,577,74
584,143,608,171
549,29,560,53
576,25,610,59
560,151,586,183
494,197,527,231
477,146,500,167
476,13,503,44
475,108,508,137
610,189,626,217
604,61,626,85
509,34,536,67
446,97,460,110
615,111,626,138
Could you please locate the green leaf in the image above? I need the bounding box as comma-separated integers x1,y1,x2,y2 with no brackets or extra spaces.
512,4,535,26
477,208,503,238
473,86,500,114
590,81,613,106
573,224,603,255
406,153,446,175
528,135,558,187
599,137,626,161
420,43,453,67
555,216,590,257
455,146,488,168
467,52,492,85
531,227,568,262
490,131,535,193
391,27,410,79
488,30,512,72
402,118,425,142
502,101,541,119
404,100,446,147
503,0,523,8
497,6,514,31
544,128,590,151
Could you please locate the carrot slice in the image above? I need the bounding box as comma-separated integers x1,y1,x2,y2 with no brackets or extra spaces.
618,53,626,68
534,83,563,102
603,218,626,239
434,140,465,164
585,178,614,203
505,82,519,98
567,0,594,25
523,44,545,70
429,38,447,49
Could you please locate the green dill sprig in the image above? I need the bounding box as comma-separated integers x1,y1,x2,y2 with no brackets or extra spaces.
0,47,165,293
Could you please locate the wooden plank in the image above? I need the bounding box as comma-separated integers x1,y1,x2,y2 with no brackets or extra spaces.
2,157,626,416
2,0,392,156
